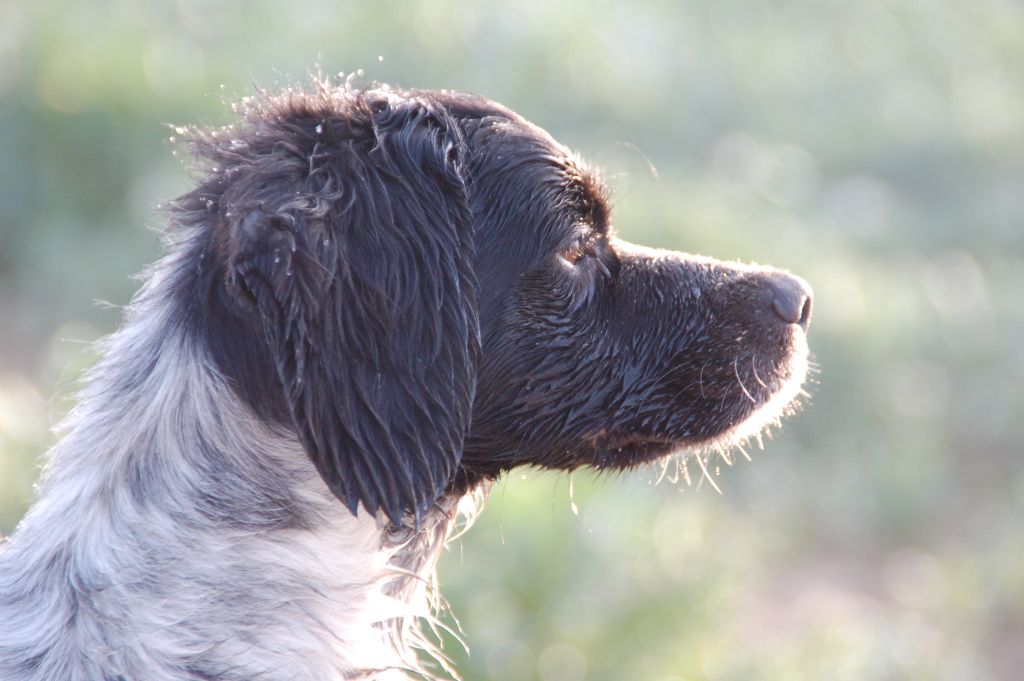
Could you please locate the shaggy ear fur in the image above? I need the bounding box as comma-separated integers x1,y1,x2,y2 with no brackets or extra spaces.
218,97,479,525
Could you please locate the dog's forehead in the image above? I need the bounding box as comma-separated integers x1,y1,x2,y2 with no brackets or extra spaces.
470,130,607,247
437,94,607,222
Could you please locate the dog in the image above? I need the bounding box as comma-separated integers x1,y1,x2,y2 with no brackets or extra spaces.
0,80,812,680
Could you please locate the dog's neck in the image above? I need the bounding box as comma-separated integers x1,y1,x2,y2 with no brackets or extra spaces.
0,263,464,681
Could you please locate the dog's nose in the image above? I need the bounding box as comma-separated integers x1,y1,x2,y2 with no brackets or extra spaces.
766,273,813,331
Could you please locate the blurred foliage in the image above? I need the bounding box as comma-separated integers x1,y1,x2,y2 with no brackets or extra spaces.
1,0,1023,679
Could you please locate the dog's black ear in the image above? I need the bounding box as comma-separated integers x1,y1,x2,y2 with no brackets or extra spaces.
223,98,478,526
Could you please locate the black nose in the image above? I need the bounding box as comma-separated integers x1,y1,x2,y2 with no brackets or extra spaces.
766,273,813,331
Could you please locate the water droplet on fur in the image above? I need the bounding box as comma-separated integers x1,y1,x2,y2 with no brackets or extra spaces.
205,199,214,209
322,239,329,246
273,255,281,264
315,123,323,134
173,126,187,135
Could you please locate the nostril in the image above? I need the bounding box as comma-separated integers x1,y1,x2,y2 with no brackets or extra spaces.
797,295,812,331
767,273,813,331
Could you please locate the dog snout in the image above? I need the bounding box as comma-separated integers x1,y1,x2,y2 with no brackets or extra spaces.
764,272,813,331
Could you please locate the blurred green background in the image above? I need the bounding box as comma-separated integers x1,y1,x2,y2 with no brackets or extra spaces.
1,1,1023,679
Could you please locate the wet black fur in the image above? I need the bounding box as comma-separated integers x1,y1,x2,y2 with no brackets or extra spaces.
166,84,806,526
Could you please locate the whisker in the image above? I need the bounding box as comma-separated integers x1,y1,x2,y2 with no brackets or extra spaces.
736,442,752,462
694,453,723,494
734,356,756,403
751,353,768,389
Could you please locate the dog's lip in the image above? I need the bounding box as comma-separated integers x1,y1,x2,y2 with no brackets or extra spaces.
604,432,672,448
592,338,809,458
588,430,679,456
587,433,682,469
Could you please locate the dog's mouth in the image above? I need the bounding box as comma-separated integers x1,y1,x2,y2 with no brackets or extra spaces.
709,343,811,451
589,329,811,470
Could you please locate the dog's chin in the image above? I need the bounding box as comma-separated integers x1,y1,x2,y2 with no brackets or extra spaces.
594,330,811,470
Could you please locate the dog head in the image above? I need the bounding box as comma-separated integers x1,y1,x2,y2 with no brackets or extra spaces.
171,83,811,525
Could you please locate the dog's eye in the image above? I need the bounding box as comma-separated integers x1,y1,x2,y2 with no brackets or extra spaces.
559,234,597,266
